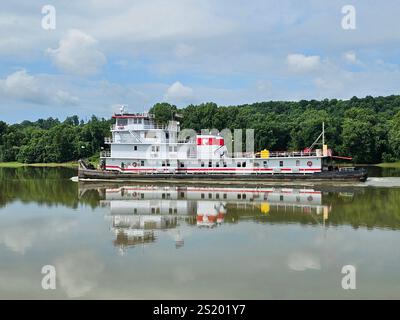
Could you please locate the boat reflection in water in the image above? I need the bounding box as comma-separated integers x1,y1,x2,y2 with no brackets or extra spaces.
94,185,331,253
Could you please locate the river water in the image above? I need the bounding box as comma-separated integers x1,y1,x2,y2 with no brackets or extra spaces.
0,166,399,299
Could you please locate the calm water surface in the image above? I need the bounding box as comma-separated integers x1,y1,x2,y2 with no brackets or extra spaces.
0,167,399,299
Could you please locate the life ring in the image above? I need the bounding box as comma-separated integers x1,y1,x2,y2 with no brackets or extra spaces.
307,161,313,167
132,162,137,167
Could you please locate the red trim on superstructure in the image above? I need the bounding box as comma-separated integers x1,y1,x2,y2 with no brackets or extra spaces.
196,137,224,146
112,115,149,119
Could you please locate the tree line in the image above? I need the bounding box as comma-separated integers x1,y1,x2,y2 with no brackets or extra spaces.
1,95,400,164
0,115,111,163
151,95,400,164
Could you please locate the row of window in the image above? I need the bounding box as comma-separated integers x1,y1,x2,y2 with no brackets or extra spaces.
117,118,151,125
200,193,248,200
121,160,304,168
201,193,228,199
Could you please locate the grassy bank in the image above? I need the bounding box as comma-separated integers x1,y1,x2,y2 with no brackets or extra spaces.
0,161,78,168
377,162,400,168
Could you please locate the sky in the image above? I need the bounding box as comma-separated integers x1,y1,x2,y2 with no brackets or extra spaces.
0,0,400,123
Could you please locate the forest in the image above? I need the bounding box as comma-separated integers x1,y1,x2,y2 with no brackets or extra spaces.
1,95,400,164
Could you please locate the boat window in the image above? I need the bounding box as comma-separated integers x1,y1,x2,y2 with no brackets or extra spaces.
117,118,128,126
243,194,246,199
133,118,137,124
242,162,246,167
223,194,227,199
201,193,205,199
208,193,212,199
209,161,212,167
279,161,284,167
138,119,142,124
134,145,137,151
216,194,220,199
237,194,241,199
216,162,220,167
263,161,268,167
166,161,170,167
201,162,205,167
141,161,145,166
223,162,227,167
237,162,241,167
296,160,300,166
180,162,184,168
162,161,165,167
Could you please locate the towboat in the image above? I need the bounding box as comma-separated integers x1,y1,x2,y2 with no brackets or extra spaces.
78,107,367,182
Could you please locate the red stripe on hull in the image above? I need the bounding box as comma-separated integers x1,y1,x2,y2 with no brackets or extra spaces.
105,165,321,173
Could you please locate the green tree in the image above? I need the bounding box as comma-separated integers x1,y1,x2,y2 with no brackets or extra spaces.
149,103,178,124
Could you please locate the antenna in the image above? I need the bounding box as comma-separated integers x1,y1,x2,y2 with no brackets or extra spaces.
308,122,326,150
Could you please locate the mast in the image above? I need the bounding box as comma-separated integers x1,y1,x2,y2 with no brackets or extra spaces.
322,122,325,146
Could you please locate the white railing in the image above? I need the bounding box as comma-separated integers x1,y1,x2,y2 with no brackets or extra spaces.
225,150,319,158
266,151,318,158
144,124,166,130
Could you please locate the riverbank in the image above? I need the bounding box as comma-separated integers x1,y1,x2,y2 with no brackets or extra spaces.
0,161,78,168
377,162,400,168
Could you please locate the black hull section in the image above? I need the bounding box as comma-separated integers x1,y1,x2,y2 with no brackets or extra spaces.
78,168,368,182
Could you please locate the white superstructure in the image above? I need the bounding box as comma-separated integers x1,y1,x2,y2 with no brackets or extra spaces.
100,108,330,175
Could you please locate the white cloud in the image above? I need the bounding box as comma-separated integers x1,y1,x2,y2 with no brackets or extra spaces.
0,69,43,104
343,51,357,64
287,53,321,73
343,51,363,67
47,29,106,76
287,252,321,271
91,0,234,43
55,250,104,298
164,81,194,104
0,70,79,106
54,90,80,106
175,43,195,59
0,217,76,255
